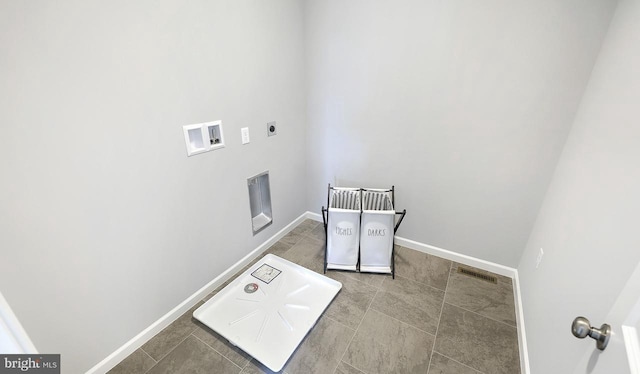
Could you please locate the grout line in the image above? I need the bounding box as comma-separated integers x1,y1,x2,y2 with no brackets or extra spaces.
139,347,158,374
431,351,485,374
391,273,447,296
336,271,388,290
364,281,380,312
367,306,437,337
443,301,518,330
301,222,322,237
394,250,451,292
240,356,251,371
334,288,380,374
324,315,357,333
426,261,453,374
139,347,157,364
333,360,366,374
368,277,437,337
328,317,359,374
140,347,157,374
148,330,195,367
191,333,245,371
192,328,245,367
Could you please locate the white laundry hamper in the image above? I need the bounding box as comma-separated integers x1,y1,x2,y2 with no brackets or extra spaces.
360,189,396,274
323,187,361,271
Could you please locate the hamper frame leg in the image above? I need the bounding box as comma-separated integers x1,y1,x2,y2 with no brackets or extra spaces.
322,206,328,274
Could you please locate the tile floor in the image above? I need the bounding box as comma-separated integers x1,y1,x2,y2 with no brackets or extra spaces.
108,220,521,374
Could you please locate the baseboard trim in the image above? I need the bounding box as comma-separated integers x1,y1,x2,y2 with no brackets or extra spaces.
305,211,322,222
305,211,530,374
393,236,514,278
86,212,309,374
513,271,531,374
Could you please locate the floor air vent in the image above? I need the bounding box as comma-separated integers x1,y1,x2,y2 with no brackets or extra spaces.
457,266,498,284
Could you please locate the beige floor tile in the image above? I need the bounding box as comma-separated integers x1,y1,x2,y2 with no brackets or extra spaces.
394,246,451,290
293,219,320,234
107,348,155,374
147,335,240,374
192,321,252,368
341,270,388,289
141,302,203,361
306,224,326,242
428,352,481,374
324,271,378,329
280,237,325,274
370,275,444,334
283,316,355,374
279,231,305,248
344,309,434,374
434,303,520,374
266,241,292,256
334,361,364,374
240,359,280,374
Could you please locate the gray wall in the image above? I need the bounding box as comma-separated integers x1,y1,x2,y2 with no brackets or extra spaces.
0,1,307,372
518,0,640,372
303,0,616,266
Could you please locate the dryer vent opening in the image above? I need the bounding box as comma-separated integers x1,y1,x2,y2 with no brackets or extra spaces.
248,171,272,235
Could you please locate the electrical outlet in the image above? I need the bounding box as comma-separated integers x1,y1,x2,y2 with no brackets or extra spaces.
535,248,544,268
267,121,277,137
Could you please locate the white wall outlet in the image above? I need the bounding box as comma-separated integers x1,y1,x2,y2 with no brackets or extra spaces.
183,120,224,156
241,127,250,144
267,121,277,137
536,248,544,268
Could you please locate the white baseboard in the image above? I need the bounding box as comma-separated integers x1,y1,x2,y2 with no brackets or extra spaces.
86,212,309,374
305,211,323,222
306,211,530,374
512,272,531,374
393,236,515,278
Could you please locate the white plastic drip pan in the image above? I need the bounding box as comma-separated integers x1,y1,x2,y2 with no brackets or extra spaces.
193,254,342,372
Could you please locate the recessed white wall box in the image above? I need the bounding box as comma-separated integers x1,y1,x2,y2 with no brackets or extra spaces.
248,171,272,235
267,121,277,137
182,120,225,156
241,127,250,145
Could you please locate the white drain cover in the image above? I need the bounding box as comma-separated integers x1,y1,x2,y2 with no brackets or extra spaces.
193,254,342,372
